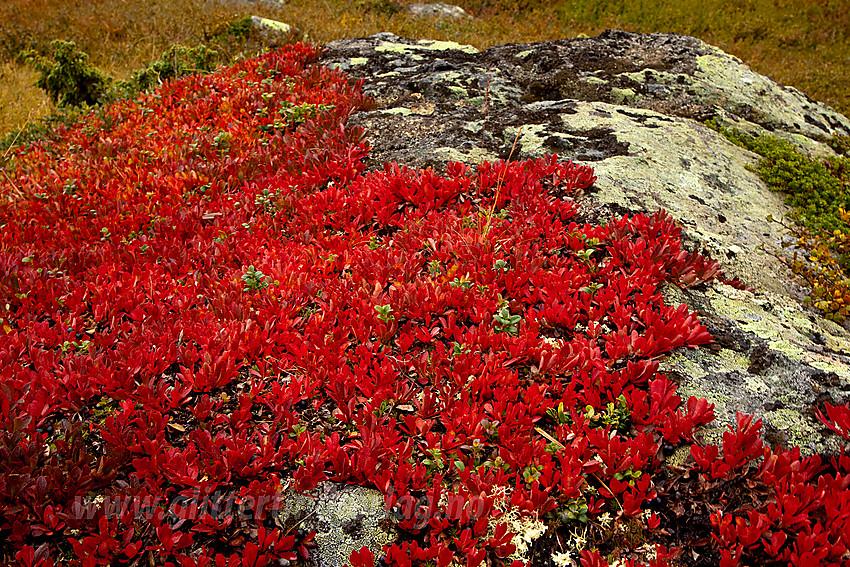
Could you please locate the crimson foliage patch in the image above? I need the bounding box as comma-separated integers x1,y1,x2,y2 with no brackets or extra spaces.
1,44,848,567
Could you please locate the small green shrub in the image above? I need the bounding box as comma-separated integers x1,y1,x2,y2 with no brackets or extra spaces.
241,264,277,292
117,44,219,98
709,121,850,234
493,304,521,335
3,43,222,156
224,16,253,41
24,40,110,107
709,120,850,321
829,135,850,157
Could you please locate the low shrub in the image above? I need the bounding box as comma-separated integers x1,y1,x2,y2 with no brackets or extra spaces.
6,41,228,156
22,40,110,108
710,121,850,322
115,44,221,99
0,44,847,567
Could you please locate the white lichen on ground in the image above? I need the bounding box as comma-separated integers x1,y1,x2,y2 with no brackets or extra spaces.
485,487,549,564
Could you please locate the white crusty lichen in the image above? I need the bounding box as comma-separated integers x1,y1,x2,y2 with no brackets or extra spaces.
550,527,588,567
486,488,549,564
274,481,395,567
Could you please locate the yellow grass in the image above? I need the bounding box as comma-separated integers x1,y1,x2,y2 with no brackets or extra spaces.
0,62,53,139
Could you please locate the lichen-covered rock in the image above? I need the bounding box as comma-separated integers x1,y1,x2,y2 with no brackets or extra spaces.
248,16,304,47
319,31,850,460
272,482,396,567
297,30,850,567
661,283,850,456
406,2,473,19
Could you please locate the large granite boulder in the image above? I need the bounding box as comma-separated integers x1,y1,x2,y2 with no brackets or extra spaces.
264,31,850,567
318,31,850,457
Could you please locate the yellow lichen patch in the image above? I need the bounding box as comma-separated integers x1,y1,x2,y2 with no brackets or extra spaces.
764,407,842,454
374,39,477,54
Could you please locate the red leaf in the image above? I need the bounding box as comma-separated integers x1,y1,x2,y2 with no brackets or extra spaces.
349,546,374,567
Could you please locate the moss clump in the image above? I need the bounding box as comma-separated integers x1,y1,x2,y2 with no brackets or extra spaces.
712,124,850,234
224,16,253,41
709,120,850,321
828,135,850,157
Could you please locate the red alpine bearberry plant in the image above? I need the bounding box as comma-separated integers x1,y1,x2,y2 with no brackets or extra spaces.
0,43,848,567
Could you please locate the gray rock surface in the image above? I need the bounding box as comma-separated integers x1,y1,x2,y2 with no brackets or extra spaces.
406,2,473,19
319,31,850,457
248,16,304,47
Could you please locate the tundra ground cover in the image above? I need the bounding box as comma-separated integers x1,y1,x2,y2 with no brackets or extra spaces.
1,45,849,567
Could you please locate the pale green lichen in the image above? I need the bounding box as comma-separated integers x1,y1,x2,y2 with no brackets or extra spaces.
380,107,412,116
375,39,478,54
504,123,547,154
743,374,771,394
662,348,747,380
693,49,850,139
252,16,292,33
447,85,468,98
766,339,807,360
515,49,533,58
658,281,850,455
615,69,693,86
661,350,707,380
706,284,850,379
434,146,494,164
716,348,750,370
665,445,692,468
427,70,469,98
610,87,636,105
375,41,418,53
462,119,484,134
419,39,478,53
764,408,841,454
349,57,368,66
675,379,733,410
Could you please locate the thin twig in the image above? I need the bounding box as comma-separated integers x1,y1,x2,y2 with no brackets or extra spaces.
3,99,46,160
481,125,522,239
482,71,491,146
534,426,565,450
1,168,25,201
